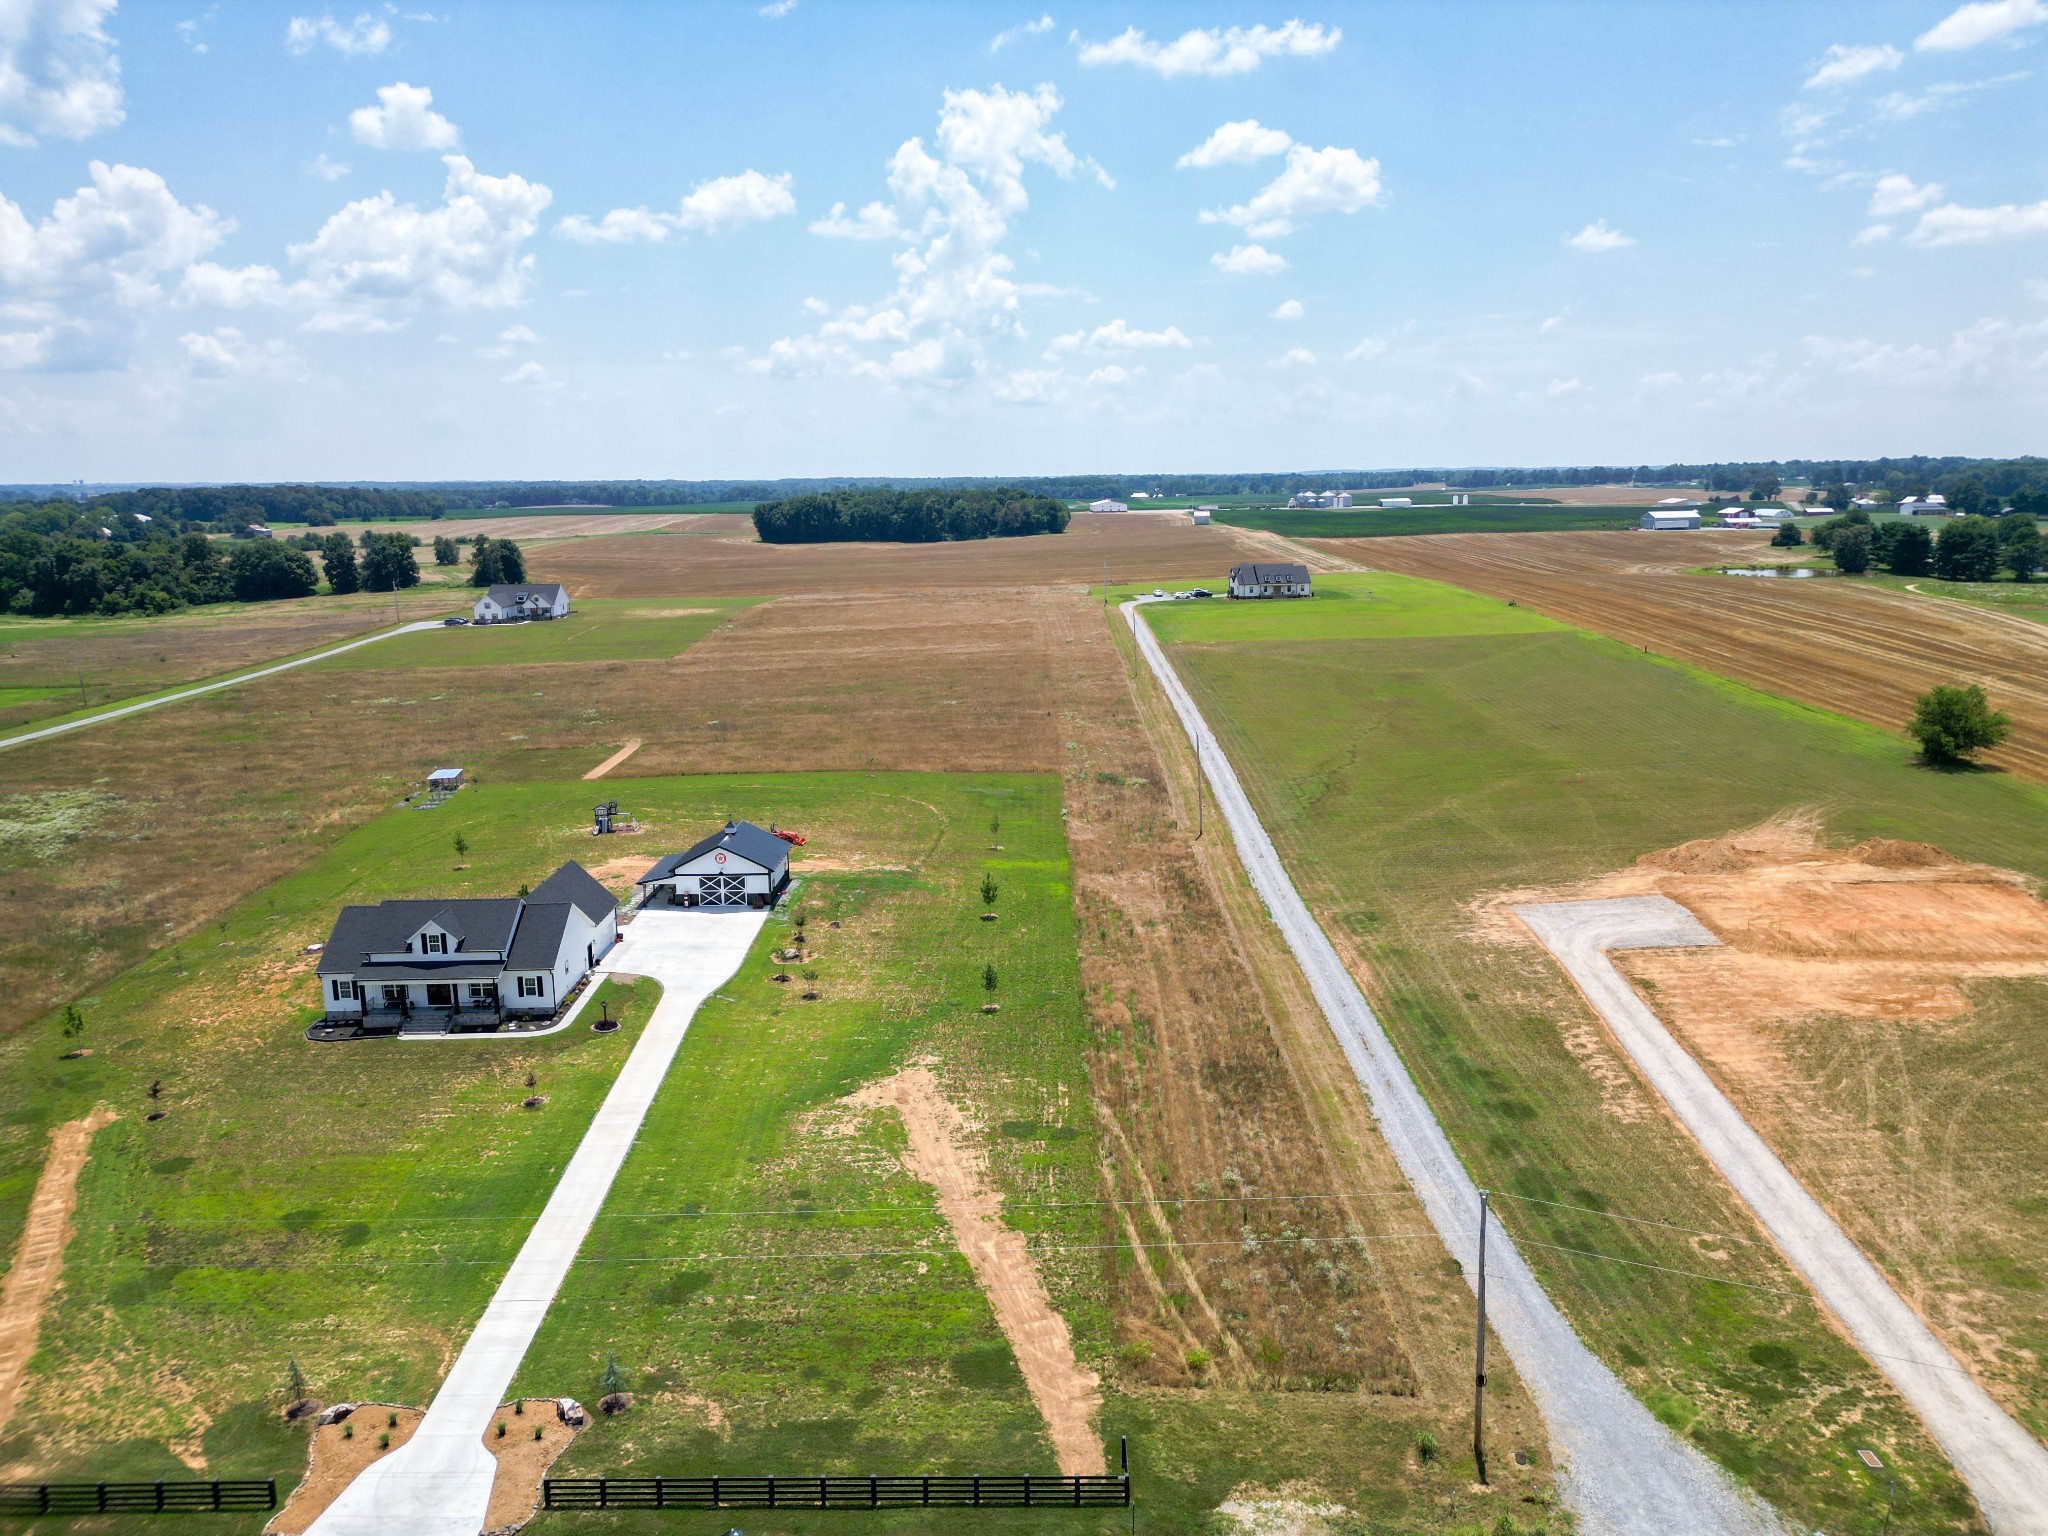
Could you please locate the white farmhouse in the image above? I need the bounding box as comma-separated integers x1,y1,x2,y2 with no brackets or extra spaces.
317,861,618,1034
636,820,794,910
473,583,571,623
1640,508,1703,530
1228,562,1313,599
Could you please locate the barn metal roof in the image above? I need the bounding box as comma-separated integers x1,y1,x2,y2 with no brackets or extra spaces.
638,820,791,883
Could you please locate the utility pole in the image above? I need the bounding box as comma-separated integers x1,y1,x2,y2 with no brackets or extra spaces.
1194,738,1204,840
1473,1188,1491,1484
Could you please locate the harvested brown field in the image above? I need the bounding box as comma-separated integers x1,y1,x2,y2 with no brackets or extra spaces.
1477,812,2048,1434
1341,529,2048,779
540,512,1262,597
381,512,705,542
0,590,450,730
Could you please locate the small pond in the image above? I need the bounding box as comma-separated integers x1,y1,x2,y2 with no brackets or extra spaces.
1717,566,1841,578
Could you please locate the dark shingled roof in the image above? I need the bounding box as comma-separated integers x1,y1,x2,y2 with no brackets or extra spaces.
317,898,521,976
506,903,572,970
482,583,567,605
638,820,792,884
527,860,618,924
1229,562,1311,584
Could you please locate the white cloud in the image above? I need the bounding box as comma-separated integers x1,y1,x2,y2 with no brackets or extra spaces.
1804,43,1904,88
1275,346,1317,367
801,295,828,314
1342,335,1385,361
1202,143,1382,238
1565,219,1634,252
286,12,392,56
1271,298,1303,320
759,0,797,16
558,170,795,244
0,160,228,369
1077,20,1339,77
1915,0,2048,51
810,200,902,240
991,13,1053,51
1803,314,2048,387
499,358,557,386
287,153,552,328
1085,363,1133,386
1211,242,1286,275
1854,222,1895,244
992,366,1062,403
1868,172,1945,217
1640,370,1683,389
1905,196,2048,245
1045,318,1192,357
179,325,296,377
350,82,459,151
0,0,122,145
1177,119,1293,169
177,8,218,53
476,321,539,357
555,207,671,244
176,260,289,308
307,152,351,182
677,169,796,231
1539,314,1564,333
1544,376,1583,397
1873,73,2027,120
760,83,1091,387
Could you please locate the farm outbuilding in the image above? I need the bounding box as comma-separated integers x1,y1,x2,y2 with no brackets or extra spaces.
1640,508,1702,530
637,820,793,910
1191,507,1214,525
1228,562,1313,599
1900,496,1949,517
1088,499,1129,513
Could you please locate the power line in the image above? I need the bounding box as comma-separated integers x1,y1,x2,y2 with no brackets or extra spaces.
1485,1189,1764,1246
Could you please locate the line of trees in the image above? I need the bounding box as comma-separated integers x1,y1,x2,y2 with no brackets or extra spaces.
752,487,1069,544
1817,508,2043,581
62,484,441,529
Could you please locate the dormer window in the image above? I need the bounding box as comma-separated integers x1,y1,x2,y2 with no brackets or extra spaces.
421,932,448,955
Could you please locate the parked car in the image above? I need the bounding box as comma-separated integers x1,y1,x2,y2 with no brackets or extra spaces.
442,617,469,626
1190,588,1213,598
1152,588,1166,597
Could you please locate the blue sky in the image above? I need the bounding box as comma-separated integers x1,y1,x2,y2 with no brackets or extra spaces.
0,0,2044,480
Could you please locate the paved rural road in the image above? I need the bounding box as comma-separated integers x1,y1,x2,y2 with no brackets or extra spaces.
1121,598,1785,1536
0,619,446,755
309,909,768,1536
1517,895,2048,1536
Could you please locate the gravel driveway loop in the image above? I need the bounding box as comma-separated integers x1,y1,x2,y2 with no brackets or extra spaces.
1123,598,1784,1536
308,910,768,1536
1517,894,2048,1536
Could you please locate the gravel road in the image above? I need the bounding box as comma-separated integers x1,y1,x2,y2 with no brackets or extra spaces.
1517,894,2048,1536
1122,598,1784,1536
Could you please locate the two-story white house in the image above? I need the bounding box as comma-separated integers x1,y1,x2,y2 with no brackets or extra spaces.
473,583,571,623
317,861,618,1033
636,821,793,910
1228,562,1313,599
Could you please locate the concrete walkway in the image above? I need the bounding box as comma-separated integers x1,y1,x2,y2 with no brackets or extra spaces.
1516,895,2048,1536
0,619,445,755
308,909,768,1536
1121,598,1783,1536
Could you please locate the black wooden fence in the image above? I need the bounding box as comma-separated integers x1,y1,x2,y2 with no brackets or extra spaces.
0,1479,277,1515
544,1474,1129,1511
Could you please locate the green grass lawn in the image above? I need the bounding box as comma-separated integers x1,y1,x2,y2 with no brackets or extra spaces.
1213,503,1640,538
1140,570,2048,1533
313,598,760,670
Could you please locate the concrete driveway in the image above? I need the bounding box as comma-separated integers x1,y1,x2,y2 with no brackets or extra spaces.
1122,599,1784,1536
308,908,768,1536
1516,895,2048,1536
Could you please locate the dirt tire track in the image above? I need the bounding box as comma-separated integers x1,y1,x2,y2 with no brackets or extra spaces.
848,1067,1105,1476
0,1106,117,1440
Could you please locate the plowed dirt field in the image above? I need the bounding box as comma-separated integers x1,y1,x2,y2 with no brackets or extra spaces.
1335,529,2048,780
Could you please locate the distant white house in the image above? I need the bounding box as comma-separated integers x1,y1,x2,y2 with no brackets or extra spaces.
1640,508,1703,530
1287,491,1352,509
473,583,570,623
1088,499,1129,514
636,820,794,910
1899,496,1949,517
1228,562,1313,599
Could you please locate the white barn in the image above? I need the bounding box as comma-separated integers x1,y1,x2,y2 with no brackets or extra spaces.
1088,499,1129,514
1377,497,1413,509
1640,508,1703,530
1899,496,1949,517
637,820,794,910
474,583,571,623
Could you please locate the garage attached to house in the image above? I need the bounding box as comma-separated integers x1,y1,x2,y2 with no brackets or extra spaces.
636,820,794,910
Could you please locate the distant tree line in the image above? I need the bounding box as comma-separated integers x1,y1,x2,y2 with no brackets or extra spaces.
1814,507,2044,582
752,487,1069,544
47,484,442,530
